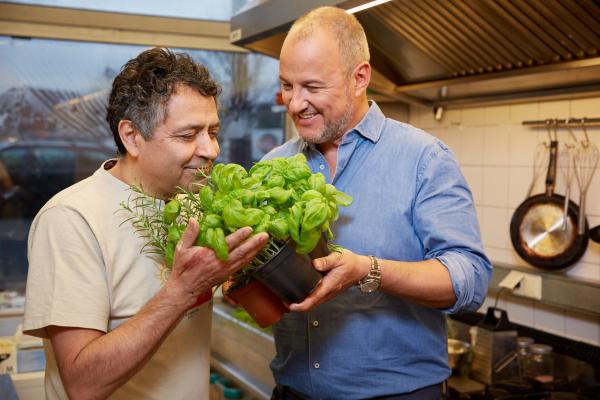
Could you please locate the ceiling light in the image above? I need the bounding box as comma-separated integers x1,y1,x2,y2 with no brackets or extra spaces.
346,0,393,14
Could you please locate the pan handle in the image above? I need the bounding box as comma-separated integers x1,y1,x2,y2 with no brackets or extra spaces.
545,140,558,197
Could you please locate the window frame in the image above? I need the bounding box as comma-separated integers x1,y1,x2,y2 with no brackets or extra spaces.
0,2,246,52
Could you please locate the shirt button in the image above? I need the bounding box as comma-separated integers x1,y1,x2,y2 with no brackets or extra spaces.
314,362,320,369
319,164,325,170
312,320,319,327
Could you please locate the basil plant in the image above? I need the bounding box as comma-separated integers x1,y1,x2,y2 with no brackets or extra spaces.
123,153,352,287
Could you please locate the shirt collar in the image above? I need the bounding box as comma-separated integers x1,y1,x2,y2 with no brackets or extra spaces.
348,100,385,144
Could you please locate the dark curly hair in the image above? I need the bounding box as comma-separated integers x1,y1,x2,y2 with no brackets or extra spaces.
106,47,221,155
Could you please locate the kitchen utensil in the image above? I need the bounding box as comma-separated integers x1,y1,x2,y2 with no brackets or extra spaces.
448,338,471,371
590,225,600,242
559,120,578,231
471,307,519,385
510,120,588,271
526,141,550,198
573,118,599,235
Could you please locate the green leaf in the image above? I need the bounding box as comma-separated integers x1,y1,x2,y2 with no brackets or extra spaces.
284,164,312,182
268,218,289,239
203,214,222,228
325,184,337,197
301,189,323,202
213,228,229,260
301,199,329,232
167,224,181,242
267,187,292,204
287,202,303,243
266,174,285,188
308,173,326,194
296,228,321,254
333,191,353,206
162,199,181,224
249,163,271,180
199,185,214,208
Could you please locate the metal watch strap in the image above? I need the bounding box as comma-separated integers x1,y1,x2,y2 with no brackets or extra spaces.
368,255,381,280
358,255,381,293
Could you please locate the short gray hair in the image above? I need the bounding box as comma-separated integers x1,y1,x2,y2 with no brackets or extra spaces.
287,7,370,73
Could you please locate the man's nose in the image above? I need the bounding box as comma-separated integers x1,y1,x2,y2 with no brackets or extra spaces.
195,133,220,160
286,88,307,114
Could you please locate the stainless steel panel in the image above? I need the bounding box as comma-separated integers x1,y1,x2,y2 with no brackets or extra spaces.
211,301,276,399
230,0,600,106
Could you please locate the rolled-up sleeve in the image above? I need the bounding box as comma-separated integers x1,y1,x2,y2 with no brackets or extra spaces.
413,140,492,313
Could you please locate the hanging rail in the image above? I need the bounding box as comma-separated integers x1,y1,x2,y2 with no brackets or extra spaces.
522,117,600,127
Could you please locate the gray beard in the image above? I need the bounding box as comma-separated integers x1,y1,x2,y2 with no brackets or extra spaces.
305,103,353,144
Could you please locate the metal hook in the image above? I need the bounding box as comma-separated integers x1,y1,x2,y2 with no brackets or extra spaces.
581,117,590,145
545,119,553,142
551,118,559,141
565,118,579,144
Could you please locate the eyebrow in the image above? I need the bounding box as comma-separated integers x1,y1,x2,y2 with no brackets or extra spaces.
279,77,324,86
171,121,220,134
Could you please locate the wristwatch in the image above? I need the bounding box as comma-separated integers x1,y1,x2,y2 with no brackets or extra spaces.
358,255,381,293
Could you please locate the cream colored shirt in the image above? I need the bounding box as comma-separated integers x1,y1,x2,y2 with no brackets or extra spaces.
23,161,211,400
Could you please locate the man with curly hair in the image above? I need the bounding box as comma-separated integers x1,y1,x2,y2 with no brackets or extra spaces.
23,47,268,399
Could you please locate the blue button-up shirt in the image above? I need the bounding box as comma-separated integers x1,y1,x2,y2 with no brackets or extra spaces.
264,102,491,399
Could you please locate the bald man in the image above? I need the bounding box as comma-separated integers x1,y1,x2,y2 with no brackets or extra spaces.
264,7,491,400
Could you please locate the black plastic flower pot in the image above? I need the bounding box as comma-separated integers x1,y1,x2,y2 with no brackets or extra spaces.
252,235,329,304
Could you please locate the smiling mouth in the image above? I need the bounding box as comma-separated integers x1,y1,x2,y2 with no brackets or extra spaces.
296,112,320,125
186,164,212,177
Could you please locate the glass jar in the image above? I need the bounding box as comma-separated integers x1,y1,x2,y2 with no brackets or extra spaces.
526,343,554,383
516,336,534,380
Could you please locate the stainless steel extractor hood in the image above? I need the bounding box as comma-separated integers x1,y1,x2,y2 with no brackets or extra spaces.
230,0,600,108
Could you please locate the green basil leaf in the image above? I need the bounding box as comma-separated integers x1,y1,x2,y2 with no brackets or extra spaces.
296,228,321,254
199,185,214,208
301,189,323,202
267,187,292,204
214,227,229,260
308,173,326,194
268,218,289,240
266,174,286,188
301,199,329,232
167,224,181,243
162,199,181,224
204,214,222,228
333,191,353,206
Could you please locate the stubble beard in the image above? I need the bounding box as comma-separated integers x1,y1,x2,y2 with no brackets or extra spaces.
304,102,354,145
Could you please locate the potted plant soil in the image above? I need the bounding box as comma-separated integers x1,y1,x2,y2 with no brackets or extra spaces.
122,153,352,326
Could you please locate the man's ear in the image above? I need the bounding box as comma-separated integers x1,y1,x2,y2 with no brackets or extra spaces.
352,61,371,97
118,120,141,157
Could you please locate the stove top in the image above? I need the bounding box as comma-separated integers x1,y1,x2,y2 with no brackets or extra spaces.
447,378,599,400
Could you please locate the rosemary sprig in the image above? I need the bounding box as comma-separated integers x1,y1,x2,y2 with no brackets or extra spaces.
120,185,171,268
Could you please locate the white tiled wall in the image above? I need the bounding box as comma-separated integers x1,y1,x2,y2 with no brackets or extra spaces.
409,97,600,346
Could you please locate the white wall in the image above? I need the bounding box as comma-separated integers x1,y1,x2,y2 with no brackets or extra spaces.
408,97,600,346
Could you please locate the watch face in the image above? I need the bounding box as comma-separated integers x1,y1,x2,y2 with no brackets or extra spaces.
360,280,379,293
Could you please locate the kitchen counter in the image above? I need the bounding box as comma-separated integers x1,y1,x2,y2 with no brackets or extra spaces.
211,299,275,400
211,300,599,399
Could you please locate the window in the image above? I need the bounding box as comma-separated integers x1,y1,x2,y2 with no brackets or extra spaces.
0,36,284,294
3,0,241,21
